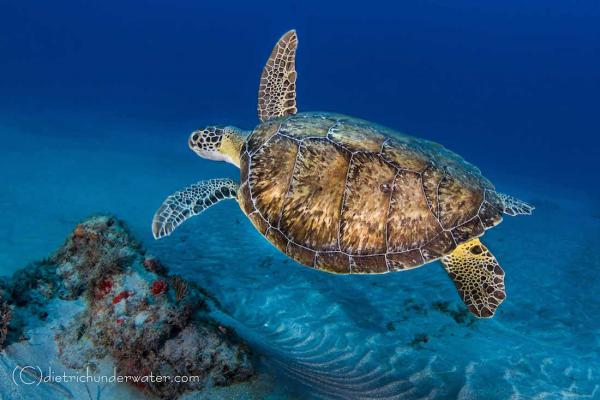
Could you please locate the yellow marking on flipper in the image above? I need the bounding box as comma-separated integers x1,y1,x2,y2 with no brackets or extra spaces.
441,238,506,318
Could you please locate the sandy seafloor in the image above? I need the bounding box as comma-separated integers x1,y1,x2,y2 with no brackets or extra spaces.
1,114,599,400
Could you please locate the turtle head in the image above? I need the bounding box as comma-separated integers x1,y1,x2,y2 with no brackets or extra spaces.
189,126,247,168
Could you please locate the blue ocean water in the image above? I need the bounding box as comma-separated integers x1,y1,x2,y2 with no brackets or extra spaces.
1,1,599,399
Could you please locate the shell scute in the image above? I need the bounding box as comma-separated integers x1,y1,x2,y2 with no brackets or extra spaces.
421,231,456,262
279,113,337,140
279,138,349,249
248,135,298,225
329,119,386,153
386,170,443,252
421,164,445,218
478,199,503,228
315,252,350,273
381,137,431,172
437,174,484,229
238,182,254,216
387,250,425,271
247,119,280,154
240,152,250,183
287,242,316,267
340,152,396,255
248,211,270,235
452,217,485,243
266,227,289,252
350,255,388,274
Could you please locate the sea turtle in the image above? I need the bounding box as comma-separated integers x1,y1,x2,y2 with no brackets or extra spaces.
152,30,534,318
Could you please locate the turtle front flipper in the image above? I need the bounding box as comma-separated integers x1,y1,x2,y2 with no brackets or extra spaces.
152,178,238,239
258,29,298,122
441,238,506,318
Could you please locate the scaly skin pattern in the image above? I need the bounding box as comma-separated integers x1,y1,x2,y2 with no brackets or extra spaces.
441,238,506,317
257,30,298,122
238,112,506,274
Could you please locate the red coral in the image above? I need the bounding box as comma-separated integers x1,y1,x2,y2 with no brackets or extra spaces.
112,291,130,305
151,280,168,296
116,318,125,325
95,277,113,299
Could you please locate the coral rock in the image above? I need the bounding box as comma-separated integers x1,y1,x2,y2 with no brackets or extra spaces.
1,215,253,399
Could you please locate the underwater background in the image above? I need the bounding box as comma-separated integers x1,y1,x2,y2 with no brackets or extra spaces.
1,0,599,399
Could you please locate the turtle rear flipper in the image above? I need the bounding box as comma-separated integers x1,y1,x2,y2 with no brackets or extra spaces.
441,238,506,318
491,191,534,216
152,179,238,239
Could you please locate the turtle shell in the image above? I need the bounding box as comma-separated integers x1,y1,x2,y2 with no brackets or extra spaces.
238,112,503,274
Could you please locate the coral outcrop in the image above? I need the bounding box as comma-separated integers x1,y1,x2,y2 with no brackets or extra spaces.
0,215,254,399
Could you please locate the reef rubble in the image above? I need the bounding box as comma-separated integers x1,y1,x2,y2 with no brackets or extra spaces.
0,215,254,399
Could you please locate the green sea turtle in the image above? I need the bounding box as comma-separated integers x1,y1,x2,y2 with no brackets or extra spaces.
152,30,533,318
